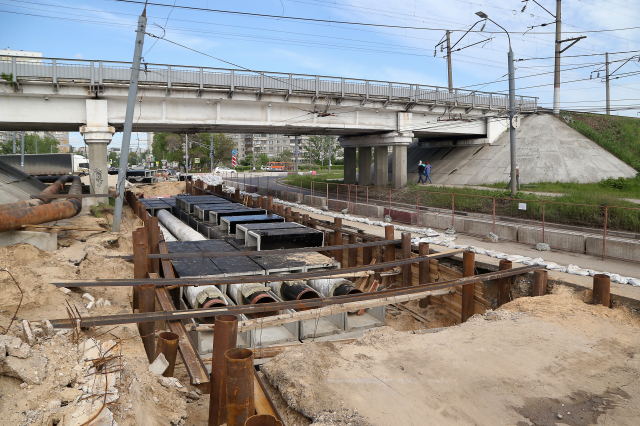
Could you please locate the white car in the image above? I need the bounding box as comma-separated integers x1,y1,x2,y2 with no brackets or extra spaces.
214,166,236,174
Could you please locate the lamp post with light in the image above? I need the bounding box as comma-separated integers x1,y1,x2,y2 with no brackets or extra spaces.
476,11,517,196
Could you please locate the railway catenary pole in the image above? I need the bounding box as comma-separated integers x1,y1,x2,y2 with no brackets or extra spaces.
113,4,147,232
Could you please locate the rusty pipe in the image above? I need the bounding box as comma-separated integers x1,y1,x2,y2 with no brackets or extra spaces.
593,274,611,308
36,174,74,202
245,415,282,426
531,269,548,297
226,348,255,426
497,259,512,307
0,199,43,213
0,174,72,213
155,331,179,377
138,283,156,363
0,176,82,233
209,315,239,426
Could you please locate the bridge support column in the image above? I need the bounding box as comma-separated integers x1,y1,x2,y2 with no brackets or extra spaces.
80,100,115,204
358,147,372,186
374,146,388,187
392,145,407,189
344,147,357,184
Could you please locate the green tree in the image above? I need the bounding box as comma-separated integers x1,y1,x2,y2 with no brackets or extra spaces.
302,136,341,166
280,148,293,163
0,133,60,155
151,132,236,170
108,151,120,167
241,154,254,167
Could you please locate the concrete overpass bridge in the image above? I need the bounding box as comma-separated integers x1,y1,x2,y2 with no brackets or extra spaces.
0,55,537,193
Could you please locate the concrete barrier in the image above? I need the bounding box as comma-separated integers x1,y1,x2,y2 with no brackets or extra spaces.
350,202,384,218
384,208,417,225
518,226,586,252
303,195,327,207
421,212,465,231
328,199,349,211
463,219,519,241
586,235,640,259
0,230,58,251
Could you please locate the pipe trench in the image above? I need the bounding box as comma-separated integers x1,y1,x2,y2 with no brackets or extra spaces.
0,176,82,233
0,175,72,213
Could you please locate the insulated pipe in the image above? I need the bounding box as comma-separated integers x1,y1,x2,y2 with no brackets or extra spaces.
308,278,362,298
0,174,72,213
267,280,320,303
157,209,206,242
226,348,255,426
0,176,82,233
228,284,278,318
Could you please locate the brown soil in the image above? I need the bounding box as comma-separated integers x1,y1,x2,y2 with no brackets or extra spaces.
130,181,186,197
261,287,640,426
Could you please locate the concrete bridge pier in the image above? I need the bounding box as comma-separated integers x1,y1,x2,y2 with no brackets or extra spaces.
341,129,413,189
79,100,115,204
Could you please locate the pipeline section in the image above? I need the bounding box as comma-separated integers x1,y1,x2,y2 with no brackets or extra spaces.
0,176,82,232
0,175,73,213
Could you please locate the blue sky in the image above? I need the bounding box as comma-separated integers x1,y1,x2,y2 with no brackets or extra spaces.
2,0,640,148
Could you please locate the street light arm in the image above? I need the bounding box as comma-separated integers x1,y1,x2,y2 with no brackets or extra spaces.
449,19,485,51
484,18,511,50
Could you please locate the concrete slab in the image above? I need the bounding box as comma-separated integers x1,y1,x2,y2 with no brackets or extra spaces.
586,235,640,260
220,214,284,235
236,222,304,244
247,228,325,250
0,230,57,251
518,226,586,253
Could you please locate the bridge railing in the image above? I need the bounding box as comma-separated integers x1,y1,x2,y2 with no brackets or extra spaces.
0,56,537,111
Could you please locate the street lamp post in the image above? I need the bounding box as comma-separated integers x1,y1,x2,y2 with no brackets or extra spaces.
476,11,517,196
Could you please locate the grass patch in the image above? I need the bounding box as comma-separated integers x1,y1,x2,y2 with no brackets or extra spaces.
483,176,640,199
566,112,640,171
284,175,640,232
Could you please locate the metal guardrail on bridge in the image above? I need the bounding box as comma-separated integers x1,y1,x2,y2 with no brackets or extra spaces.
0,56,537,111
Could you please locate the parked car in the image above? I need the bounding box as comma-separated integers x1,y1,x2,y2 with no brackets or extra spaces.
214,166,236,174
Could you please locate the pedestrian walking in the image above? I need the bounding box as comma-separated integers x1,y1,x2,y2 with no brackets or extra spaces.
505,164,520,190
417,161,426,184
424,162,432,184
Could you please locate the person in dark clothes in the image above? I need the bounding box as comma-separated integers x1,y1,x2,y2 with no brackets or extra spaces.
417,161,426,184
424,162,432,184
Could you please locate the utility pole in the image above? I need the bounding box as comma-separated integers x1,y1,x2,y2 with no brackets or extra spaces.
12,132,15,154
294,136,299,176
605,52,610,115
508,49,517,196
553,0,562,115
112,4,147,232
185,134,189,175
328,136,332,173
20,132,24,171
446,30,453,91
210,133,214,172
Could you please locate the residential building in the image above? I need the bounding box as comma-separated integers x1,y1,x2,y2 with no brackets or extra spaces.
147,132,155,152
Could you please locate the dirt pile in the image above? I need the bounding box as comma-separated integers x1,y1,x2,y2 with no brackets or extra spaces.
129,181,186,197
262,286,640,426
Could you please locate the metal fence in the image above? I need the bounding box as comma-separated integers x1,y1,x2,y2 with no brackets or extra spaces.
0,56,537,111
204,172,640,263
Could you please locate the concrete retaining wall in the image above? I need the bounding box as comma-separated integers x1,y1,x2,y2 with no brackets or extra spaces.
303,195,327,207
350,203,384,218
463,219,519,241
586,235,640,259
420,212,465,231
518,226,586,252
0,230,57,251
328,199,349,211
384,208,417,225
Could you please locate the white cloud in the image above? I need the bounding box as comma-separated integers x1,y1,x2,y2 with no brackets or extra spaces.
74,53,83,59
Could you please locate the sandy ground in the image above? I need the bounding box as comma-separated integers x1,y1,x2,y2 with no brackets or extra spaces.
261,286,640,426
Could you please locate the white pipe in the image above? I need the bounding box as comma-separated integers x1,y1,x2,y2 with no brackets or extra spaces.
158,222,178,242
157,209,206,241
308,278,352,297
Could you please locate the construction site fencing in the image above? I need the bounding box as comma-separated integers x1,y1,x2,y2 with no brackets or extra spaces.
218,173,640,263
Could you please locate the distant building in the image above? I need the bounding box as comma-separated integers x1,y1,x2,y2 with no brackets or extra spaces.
147,132,155,152
0,48,42,62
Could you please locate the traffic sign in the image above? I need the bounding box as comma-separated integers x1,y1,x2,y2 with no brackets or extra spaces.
232,155,237,167
194,158,200,164
232,150,237,155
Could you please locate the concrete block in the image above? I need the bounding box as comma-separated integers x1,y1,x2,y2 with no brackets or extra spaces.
420,212,465,231
463,219,519,241
303,195,327,207
586,235,640,260
0,230,57,251
349,202,384,218
384,208,417,225
328,199,349,211
518,226,586,253
148,353,169,375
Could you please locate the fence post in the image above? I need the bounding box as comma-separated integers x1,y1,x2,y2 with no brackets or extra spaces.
311,180,314,202
542,201,545,243
384,225,395,271
348,234,357,267
417,191,420,226
461,251,475,323
451,193,455,228
602,206,608,260
326,183,329,208
337,184,339,202
366,186,369,208
348,184,351,213
388,188,392,215
355,185,358,214
492,197,496,234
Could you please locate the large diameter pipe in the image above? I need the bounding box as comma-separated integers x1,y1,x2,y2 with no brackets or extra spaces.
0,199,43,213
226,348,255,426
593,274,611,308
139,283,156,363
267,281,320,305
228,284,278,318
0,174,72,213
157,209,206,241
0,177,82,233
155,331,179,377
308,278,362,298
209,315,239,426
245,415,282,426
